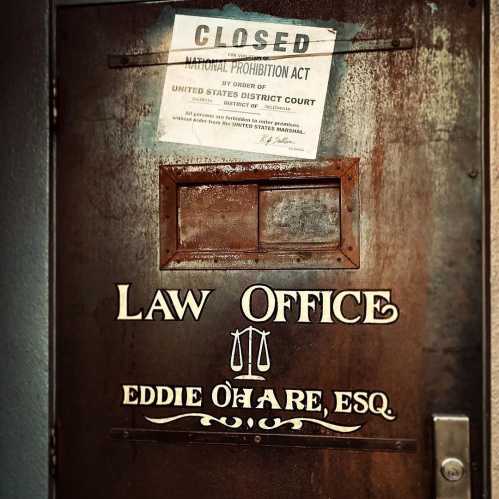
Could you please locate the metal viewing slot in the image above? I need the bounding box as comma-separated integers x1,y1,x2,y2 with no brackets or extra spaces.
159,159,359,270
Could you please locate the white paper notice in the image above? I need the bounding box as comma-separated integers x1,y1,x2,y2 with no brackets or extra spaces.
157,15,336,159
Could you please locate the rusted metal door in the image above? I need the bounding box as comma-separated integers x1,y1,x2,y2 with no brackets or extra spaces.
55,1,484,498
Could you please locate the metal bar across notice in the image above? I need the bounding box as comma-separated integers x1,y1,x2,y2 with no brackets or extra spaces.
108,37,414,69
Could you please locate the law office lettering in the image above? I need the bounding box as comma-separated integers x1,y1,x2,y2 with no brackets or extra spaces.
115,283,400,433
115,283,399,324
122,383,396,432
122,384,395,421
241,284,399,324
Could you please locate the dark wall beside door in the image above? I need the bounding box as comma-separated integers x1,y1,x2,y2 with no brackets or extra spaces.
0,1,50,499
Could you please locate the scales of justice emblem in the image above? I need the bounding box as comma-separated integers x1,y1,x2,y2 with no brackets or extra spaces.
230,326,271,381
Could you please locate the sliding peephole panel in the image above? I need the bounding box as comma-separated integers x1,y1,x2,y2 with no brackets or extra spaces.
159,159,359,270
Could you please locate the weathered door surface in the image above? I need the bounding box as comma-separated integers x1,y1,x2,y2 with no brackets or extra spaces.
55,1,483,498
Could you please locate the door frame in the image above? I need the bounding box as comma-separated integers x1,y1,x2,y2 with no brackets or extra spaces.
0,0,495,498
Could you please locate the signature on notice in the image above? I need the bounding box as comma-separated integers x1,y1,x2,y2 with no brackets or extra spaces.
258,134,295,146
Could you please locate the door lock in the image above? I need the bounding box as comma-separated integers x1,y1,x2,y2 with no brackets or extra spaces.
433,415,471,499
